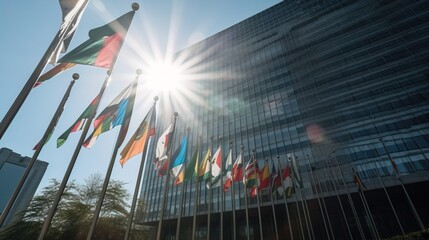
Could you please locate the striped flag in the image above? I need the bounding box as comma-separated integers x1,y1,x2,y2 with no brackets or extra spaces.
209,146,223,188
198,148,212,182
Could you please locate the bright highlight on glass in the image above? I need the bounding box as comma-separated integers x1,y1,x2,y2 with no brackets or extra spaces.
144,61,184,92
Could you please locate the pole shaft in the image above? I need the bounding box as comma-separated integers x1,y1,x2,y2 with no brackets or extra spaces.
276,157,294,240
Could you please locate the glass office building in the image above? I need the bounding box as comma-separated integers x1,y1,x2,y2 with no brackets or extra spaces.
137,0,429,239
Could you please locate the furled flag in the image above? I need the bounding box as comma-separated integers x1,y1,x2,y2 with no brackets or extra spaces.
119,104,156,166
258,163,270,192
171,136,188,184
244,156,258,198
282,163,294,197
36,10,135,86
209,146,223,189
176,145,200,186
198,148,212,182
83,80,137,148
57,94,101,147
153,124,175,170
288,153,302,188
48,0,88,65
352,167,366,191
223,148,233,192
271,163,283,194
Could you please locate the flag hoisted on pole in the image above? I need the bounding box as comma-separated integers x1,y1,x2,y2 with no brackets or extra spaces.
87,70,139,240
123,97,158,240
276,156,294,240
191,136,202,240
0,0,90,139
0,74,79,228
153,123,174,172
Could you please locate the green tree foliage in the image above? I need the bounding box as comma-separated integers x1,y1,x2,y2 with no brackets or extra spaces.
0,174,131,240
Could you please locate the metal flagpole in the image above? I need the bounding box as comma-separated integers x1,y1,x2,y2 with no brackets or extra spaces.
379,138,425,231
230,143,237,240
124,97,158,240
0,0,91,139
305,155,331,240
0,74,78,228
294,156,315,240
37,71,111,239
325,160,354,240
87,72,140,240
276,156,294,240
243,148,251,240
253,150,264,240
371,161,405,236
192,136,202,240
156,112,179,240
207,136,214,240
219,137,224,240
288,156,306,240
176,127,191,240
330,153,366,240
266,159,279,240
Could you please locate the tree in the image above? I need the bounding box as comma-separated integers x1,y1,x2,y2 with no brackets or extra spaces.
0,174,131,240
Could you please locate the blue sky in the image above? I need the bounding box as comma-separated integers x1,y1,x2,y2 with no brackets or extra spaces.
0,0,280,199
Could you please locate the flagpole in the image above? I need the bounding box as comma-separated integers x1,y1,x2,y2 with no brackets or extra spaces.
243,148,250,240
275,156,294,240
288,156,306,240
219,136,224,240
230,143,237,240
379,138,425,231
206,136,214,240
87,69,141,240
305,155,331,240
156,112,178,240
266,159,279,240
293,156,315,240
176,127,190,239
0,0,90,140
330,153,365,240
124,97,158,240
192,136,202,240
0,74,78,228
253,150,264,240
37,71,111,239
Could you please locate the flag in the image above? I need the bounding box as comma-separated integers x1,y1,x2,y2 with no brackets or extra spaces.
258,163,270,191
36,10,135,86
209,146,223,188
48,0,88,64
271,163,283,194
119,104,156,166
389,157,399,176
289,153,302,188
352,168,366,191
83,80,137,148
223,149,233,192
198,148,212,182
232,150,243,182
171,136,188,182
153,124,175,169
243,156,258,198
33,130,54,150
176,145,200,186
282,163,294,197
57,94,101,147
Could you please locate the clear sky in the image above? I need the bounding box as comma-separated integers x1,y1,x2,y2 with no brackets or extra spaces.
0,0,280,201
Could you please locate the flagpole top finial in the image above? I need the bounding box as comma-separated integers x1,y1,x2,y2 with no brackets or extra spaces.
230,141,233,146
252,149,256,153
72,73,79,80
107,70,112,75
174,112,178,117
240,145,244,150
136,69,142,75
132,3,140,11
219,136,223,142
154,96,159,101
187,127,191,132
276,155,279,159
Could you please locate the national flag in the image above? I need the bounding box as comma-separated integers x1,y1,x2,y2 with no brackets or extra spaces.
258,163,270,192
232,150,244,182
282,163,294,197
243,156,258,198
198,148,212,182
83,80,137,148
223,149,233,192
176,145,200,186
209,146,223,188
119,104,156,166
57,94,101,147
289,153,302,188
271,163,283,194
171,136,188,183
35,63,76,87
153,124,174,168
352,168,366,191
36,10,135,86
33,129,54,150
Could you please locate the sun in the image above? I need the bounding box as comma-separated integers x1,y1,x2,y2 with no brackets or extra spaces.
143,60,184,93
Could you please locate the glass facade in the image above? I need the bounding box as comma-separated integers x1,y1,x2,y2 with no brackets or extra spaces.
137,0,429,239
